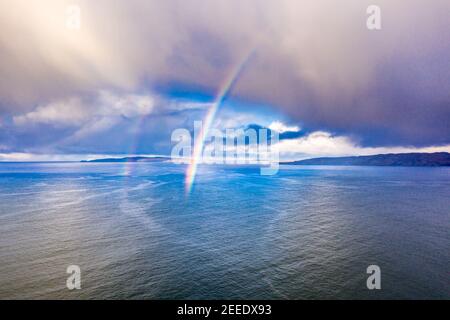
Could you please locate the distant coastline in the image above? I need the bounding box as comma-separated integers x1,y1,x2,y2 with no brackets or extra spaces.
80,152,450,166
281,152,450,167
81,156,171,163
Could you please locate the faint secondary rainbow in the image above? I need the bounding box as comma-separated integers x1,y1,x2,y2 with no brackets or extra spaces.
185,49,255,194
122,116,147,176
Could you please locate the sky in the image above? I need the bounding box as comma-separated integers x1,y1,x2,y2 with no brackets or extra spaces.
0,0,449,161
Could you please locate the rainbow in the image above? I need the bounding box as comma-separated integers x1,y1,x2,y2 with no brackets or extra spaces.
185,49,255,194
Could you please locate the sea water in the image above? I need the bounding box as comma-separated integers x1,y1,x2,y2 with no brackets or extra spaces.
0,162,448,299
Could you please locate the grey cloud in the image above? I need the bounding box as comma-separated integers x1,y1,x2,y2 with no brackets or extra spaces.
0,0,449,146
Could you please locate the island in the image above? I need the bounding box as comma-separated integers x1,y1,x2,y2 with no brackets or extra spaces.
81,156,171,163
281,152,450,167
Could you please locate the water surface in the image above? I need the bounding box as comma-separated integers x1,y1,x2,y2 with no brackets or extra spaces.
0,162,448,299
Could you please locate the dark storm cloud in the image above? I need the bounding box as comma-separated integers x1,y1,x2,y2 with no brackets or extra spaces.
0,0,449,149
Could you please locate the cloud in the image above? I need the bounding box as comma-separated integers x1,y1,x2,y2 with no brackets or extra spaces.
13,97,88,126
0,152,115,162
2,89,212,155
268,121,300,133
0,0,449,148
13,91,155,127
276,131,450,161
212,110,272,131
3,107,450,161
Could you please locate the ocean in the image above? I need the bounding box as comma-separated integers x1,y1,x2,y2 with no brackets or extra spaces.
0,162,449,299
